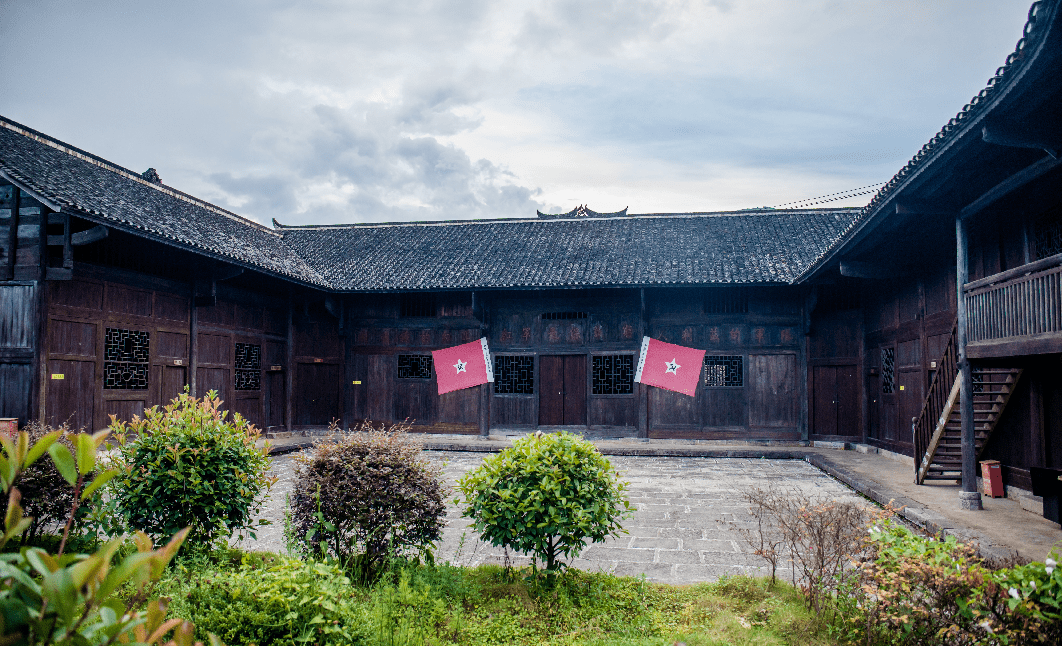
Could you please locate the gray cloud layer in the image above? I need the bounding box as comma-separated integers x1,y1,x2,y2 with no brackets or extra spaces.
0,0,1033,224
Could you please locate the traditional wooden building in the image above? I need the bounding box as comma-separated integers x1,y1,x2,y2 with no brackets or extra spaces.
1,0,1060,509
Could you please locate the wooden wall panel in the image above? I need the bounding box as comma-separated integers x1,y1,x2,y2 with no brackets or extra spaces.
649,388,700,428
105,286,153,318
703,388,746,428
492,396,534,427
196,367,229,401
156,331,188,359
159,365,187,405
47,320,96,357
155,294,189,323
438,387,479,425
45,359,95,430
0,284,37,348
0,363,33,425
197,333,231,366
589,397,636,428
48,279,103,311
395,379,435,426
748,354,797,428
104,400,145,425
294,363,341,426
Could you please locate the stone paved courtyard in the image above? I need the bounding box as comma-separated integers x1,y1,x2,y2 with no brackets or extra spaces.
239,450,868,585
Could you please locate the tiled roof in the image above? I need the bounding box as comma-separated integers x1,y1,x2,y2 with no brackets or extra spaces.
0,115,859,292
275,209,861,291
0,117,329,287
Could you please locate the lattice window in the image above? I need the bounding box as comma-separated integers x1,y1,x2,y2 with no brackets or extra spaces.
881,347,895,394
398,354,433,379
542,311,588,320
592,355,634,395
972,367,985,394
704,355,743,387
494,355,534,394
704,287,749,314
1035,213,1062,259
104,328,150,390
401,294,436,317
235,342,262,391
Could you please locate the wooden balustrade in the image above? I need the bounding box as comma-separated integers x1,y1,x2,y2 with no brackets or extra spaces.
964,252,1062,343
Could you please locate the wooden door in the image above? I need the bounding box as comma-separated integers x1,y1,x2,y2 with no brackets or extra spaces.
812,366,838,434
748,354,797,428
539,355,586,426
811,364,859,436
295,362,341,426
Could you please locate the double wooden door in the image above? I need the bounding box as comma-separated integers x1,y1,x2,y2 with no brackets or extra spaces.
811,364,859,436
539,355,586,426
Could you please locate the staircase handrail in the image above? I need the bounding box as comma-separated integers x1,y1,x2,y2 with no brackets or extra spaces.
912,322,958,482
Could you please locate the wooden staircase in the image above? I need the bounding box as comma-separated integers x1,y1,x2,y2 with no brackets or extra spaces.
913,324,1023,484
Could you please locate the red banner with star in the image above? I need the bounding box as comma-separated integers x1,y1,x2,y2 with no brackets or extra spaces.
634,336,706,397
432,338,494,395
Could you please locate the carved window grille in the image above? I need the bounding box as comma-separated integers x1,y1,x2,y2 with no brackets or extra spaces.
704,355,743,387
972,367,985,394
104,328,150,390
234,343,262,390
592,355,634,395
881,347,895,394
704,287,749,314
1035,213,1062,259
398,354,433,379
494,355,534,394
401,294,436,318
541,311,588,320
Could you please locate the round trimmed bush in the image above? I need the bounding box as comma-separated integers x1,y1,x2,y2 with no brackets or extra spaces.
457,431,631,572
109,390,274,544
290,422,447,577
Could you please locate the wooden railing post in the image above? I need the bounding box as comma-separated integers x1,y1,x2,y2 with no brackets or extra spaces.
956,215,983,510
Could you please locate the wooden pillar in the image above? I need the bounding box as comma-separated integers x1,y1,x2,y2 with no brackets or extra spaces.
189,289,198,398
637,288,648,439
286,294,295,435
475,290,490,436
4,186,19,280
956,215,983,510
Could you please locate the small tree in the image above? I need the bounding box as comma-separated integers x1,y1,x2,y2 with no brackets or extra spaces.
290,421,447,580
110,390,275,545
457,431,631,573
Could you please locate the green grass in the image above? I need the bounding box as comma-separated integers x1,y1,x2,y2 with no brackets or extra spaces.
149,549,833,646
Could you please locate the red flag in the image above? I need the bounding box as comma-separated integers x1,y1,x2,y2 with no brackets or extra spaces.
634,336,706,397
432,338,494,395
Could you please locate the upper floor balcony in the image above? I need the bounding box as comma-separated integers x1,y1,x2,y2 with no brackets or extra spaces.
964,251,1062,358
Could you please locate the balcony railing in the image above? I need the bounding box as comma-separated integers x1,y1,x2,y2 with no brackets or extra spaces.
964,252,1062,343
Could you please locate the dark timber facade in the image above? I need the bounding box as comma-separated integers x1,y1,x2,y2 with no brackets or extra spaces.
2,0,1061,509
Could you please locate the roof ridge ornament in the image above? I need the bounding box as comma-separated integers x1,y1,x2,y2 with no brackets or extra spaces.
536,204,629,219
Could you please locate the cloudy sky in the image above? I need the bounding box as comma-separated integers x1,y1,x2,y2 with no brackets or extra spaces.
0,0,1033,225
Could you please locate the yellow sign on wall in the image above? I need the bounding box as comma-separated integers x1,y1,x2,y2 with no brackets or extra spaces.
51,374,64,380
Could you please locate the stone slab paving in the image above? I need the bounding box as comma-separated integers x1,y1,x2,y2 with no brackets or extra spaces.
238,451,867,585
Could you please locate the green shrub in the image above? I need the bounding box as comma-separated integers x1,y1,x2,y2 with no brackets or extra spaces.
109,390,274,545
0,429,204,646
170,557,364,646
456,431,631,572
290,422,447,579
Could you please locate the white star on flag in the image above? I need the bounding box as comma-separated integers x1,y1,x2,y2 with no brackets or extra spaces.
453,359,467,374
665,358,680,374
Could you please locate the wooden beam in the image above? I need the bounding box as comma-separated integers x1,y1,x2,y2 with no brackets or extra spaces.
839,260,898,280
967,332,1062,359
982,122,1060,159
960,154,1062,221
70,225,108,246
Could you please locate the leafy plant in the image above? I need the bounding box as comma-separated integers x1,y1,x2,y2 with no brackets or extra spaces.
0,429,211,645
850,522,1062,645
456,431,631,573
109,390,275,545
290,421,447,580
0,422,96,547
